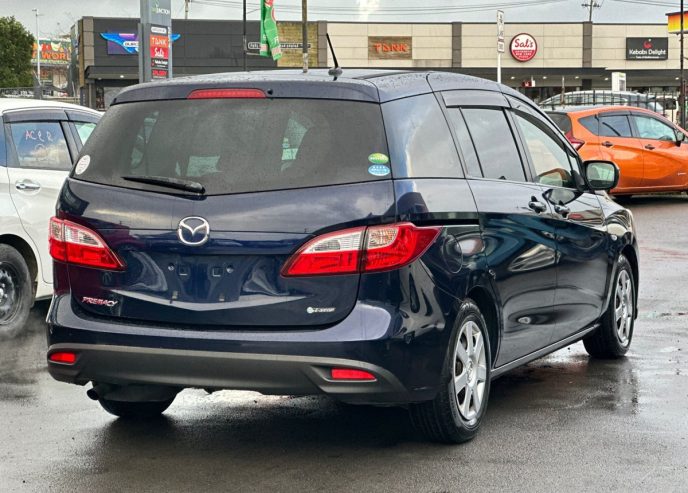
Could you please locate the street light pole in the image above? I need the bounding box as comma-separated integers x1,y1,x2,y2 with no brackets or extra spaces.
32,8,41,88
681,0,685,128
242,0,247,71
302,0,308,73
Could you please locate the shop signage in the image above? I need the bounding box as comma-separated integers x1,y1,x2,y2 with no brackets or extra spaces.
368,36,412,60
247,41,310,50
101,33,180,55
510,33,537,62
626,38,668,60
32,39,71,66
139,0,173,81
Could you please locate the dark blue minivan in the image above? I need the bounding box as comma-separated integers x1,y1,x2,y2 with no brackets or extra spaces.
47,70,638,443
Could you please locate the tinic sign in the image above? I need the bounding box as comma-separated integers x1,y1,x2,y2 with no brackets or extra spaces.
510,33,537,62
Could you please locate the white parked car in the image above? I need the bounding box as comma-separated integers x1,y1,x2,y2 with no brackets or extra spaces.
0,98,100,337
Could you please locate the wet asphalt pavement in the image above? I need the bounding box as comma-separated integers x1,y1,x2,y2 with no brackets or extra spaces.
1,195,687,492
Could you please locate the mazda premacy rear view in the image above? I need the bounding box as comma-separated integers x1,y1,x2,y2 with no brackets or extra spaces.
47,70,638,443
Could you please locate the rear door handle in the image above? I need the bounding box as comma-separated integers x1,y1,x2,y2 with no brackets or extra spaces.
602,141,614,148
528,198,547,214
15,180,41,191
644,144,656,150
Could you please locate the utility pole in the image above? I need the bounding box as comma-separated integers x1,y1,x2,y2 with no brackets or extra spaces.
185,0,190,20
582,1,600,22
681,0,685,128
32,8,41,92
302,0,308,73
242,0,247,71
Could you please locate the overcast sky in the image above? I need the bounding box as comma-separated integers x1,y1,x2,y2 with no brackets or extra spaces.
4,0,678,38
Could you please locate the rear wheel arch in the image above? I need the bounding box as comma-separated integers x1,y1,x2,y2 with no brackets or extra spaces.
0,234,39,296
466,286,500,366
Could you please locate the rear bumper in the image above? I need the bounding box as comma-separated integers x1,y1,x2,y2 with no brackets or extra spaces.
48,343,407,402
46,294,452,404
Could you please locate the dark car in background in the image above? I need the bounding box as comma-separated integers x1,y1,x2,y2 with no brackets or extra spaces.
46,70,638,443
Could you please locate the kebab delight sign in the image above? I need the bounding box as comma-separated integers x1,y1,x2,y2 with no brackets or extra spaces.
510,33,537,62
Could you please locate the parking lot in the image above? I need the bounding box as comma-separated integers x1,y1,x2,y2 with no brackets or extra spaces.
1,194,686,492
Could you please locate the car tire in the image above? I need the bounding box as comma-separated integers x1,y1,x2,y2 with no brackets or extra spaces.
98,397,175,419
584,254,635,359
409,299,491,444
0,244,33,340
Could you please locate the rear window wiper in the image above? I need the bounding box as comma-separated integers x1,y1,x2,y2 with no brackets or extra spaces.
122,175,205,194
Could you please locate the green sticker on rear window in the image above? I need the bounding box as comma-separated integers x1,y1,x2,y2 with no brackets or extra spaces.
368,153,389,165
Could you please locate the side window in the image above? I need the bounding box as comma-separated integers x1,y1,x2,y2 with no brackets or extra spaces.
0,125,6,167
598,115,632,138
445,109,482,177
382,94,463,178
512,112,575,188
579,116,598,135
632,115,676,141
461,107,526,182
9,121,71,170
74,122,97,145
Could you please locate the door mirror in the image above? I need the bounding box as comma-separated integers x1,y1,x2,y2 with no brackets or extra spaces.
675,130,686,146
583,160,619,191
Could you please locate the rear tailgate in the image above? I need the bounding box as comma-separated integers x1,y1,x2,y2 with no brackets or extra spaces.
59,94,395,329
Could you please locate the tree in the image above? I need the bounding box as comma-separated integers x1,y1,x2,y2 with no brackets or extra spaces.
0,17,35,88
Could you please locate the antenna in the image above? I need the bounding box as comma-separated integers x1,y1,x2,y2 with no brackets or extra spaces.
326,33,342,78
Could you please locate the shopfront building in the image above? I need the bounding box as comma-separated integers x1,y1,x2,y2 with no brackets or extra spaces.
73,17,684,109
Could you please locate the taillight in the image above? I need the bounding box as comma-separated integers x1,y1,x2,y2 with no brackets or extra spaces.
187,88,266,99
565,131,585,151
281,223,441,277
49,217,125,271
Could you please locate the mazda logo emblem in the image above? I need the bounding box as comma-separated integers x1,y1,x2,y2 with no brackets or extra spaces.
177,216,210,246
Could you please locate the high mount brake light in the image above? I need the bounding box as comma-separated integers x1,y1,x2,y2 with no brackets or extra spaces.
281,223,441,277
49,217,125,271
187,88,266,99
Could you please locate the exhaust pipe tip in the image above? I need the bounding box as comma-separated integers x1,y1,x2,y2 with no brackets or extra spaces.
86,388,99,401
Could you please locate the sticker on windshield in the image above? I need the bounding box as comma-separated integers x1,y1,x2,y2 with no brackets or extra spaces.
368,153,389,165
74,155,90,175
368,164,391,177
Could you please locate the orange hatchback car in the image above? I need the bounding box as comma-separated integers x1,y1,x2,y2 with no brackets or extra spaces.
548,106,688,196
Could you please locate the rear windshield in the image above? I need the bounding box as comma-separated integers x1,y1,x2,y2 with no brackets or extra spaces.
547,113,572,134
76,98,389,195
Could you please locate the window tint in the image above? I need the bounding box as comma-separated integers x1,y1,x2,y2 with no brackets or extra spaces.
579,116,598,135
547,113,572,134
445,109,482,177
77,99,389,195
513,113,575,188
9,122,71,170
599,115,632,138
632,115,676,141
74,122,97,145
461,108,525,182
382,94,463,178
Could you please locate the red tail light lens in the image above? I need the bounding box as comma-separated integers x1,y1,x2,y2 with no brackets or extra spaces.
330,368,376,381
362,223,441,273
565,131,585,151
48,351,77,364
49,217,125,271
281,223,441,277
281,227,364,276
187,88,266,99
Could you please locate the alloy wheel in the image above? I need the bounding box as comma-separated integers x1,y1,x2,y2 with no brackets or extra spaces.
453,320,487,424
0,264,21,325
614,269,634,347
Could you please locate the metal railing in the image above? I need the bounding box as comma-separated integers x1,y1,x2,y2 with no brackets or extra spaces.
537,89,682,124
0,86,79,105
